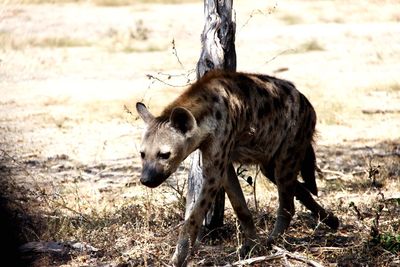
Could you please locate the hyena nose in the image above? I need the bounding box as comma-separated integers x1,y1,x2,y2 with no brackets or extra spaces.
140,165,166,188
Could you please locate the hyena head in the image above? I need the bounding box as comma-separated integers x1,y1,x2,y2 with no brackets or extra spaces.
136,102,199,188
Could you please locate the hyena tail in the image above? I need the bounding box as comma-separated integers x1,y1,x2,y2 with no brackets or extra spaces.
300,144,318,196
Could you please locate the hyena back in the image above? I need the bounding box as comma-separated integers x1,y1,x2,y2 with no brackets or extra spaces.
136,70,339,266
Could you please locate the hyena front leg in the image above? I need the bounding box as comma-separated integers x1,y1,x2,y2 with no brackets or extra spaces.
224,164,258,256
171,166,223,267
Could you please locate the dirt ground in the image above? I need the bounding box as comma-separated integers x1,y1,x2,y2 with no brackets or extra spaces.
0,0,399,266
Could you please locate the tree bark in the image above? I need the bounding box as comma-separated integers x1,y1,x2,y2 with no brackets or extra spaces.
196,0,236,78
185,0,236,231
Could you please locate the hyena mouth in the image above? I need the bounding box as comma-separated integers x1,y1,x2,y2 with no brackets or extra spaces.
140,168,170,188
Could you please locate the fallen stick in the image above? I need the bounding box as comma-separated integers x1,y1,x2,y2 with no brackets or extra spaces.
229,253,284,266
320,168,347,176
309,246,345,253
226,246,325,267
273,246,324,267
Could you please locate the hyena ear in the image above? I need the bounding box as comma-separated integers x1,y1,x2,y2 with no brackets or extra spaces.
170,107,196,134
136,102,154,124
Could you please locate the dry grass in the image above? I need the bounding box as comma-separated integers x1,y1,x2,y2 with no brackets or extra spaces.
7,0,200,5
317,101,345,125
33,37,92,48
93,0,200,6
293,39,325,54
1,141,399,266
0,27,166,53
279,13,304,25
7,0,81,3
104,22,168,53
388,82,400,92
0,32,92,49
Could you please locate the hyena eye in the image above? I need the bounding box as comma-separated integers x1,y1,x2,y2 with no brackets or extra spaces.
158,151,171,160
140,151,145,159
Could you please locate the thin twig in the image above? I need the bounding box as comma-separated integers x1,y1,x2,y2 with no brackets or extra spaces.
172,38,185,70
146,74,193,88
265,49,295,64
238,3,278,32
238,9,264,31
156,69,195,79
123,105,135,117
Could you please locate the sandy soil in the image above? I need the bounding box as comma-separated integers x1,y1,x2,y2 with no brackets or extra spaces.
0,0,399,266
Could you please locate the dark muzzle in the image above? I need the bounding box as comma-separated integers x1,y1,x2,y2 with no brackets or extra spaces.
140,164,169,188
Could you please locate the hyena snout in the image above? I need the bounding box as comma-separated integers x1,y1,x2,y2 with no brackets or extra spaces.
140,163,169,188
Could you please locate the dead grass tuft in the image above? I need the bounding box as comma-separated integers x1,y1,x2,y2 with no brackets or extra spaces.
279,13,304,25
33,37,92,48
104,21,168,53
0,32,92,50
92,0,200,6
316,100,345,125
7,0,81,3
388,82,400,92
294,39,325,53
7,0,199,5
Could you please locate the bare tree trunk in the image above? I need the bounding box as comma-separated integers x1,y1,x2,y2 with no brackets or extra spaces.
185,0,236,231
197,0,236,78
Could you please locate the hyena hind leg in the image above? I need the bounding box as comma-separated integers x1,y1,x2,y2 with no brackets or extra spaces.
266,166,298,243
294,183,339,230
261,164,339,231
298,145,340,229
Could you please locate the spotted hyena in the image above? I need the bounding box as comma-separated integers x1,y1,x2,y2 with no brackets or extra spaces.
136,70,339,266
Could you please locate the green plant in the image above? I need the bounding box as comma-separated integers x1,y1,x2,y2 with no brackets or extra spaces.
369,196,400,254
375,233,400,253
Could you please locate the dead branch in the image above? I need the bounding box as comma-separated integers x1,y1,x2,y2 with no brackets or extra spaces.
309,246,346,253
226,246,325,267
19,241,99,255
273,246,325,267
229,254,284,266
320,168,352,180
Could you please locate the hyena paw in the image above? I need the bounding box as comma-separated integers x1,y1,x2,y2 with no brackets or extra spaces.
266,236,276,248
171,239,190,267
266,233,285,248
171,253,188,267
239,239,259,258
322,213,340,230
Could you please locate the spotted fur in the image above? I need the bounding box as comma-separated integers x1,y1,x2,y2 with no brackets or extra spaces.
136,70,339,266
